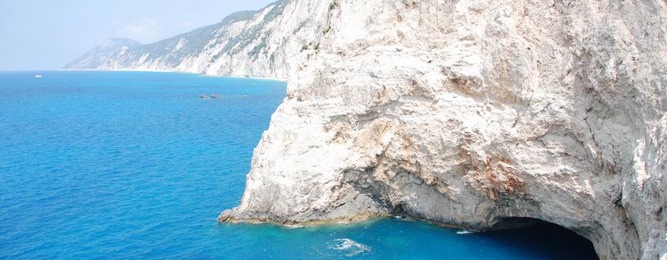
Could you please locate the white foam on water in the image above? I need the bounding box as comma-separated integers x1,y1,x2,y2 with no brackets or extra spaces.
456,230,474,235
329,238,371,257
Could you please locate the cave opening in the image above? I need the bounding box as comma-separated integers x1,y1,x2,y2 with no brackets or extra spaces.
485,217,599,260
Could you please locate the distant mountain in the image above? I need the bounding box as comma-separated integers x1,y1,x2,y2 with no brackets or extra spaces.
65,38,142,69
65,0,311,79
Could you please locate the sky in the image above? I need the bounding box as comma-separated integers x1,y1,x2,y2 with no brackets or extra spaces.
0,0,277,71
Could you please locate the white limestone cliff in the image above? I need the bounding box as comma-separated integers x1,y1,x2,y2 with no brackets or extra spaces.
217,0,667,259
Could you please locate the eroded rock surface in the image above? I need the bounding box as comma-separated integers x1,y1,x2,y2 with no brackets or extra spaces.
220,0,667,259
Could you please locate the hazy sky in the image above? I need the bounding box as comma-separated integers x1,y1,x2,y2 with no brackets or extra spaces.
0,0,276,71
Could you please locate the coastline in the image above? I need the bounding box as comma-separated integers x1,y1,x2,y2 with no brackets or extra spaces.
218,210,486,232
60,68,287,82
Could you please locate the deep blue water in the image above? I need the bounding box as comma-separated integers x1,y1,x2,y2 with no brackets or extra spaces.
0,71,597,259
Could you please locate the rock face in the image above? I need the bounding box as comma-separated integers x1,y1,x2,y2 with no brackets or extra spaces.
218,0,667,259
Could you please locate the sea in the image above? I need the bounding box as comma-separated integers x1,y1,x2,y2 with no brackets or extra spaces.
0,71,598,259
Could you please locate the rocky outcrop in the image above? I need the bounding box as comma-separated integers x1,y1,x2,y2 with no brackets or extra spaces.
218,0,667,259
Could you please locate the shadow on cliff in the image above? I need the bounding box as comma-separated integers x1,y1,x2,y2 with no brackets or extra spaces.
482,217,599,260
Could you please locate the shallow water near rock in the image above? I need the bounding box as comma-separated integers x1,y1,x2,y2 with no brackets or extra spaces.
0,71,597,259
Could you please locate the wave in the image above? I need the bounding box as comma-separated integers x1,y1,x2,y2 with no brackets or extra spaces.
329,238,371,257
456,230,475,235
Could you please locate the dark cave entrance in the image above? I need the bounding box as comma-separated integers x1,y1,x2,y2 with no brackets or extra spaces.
485,217,599,260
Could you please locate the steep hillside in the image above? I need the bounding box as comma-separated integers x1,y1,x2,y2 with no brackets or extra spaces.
65,38,142,69
66,1,303,78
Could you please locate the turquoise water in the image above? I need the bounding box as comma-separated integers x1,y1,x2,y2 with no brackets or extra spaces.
0,71,597,259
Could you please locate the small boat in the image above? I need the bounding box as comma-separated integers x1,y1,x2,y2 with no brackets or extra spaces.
34,74,43,78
